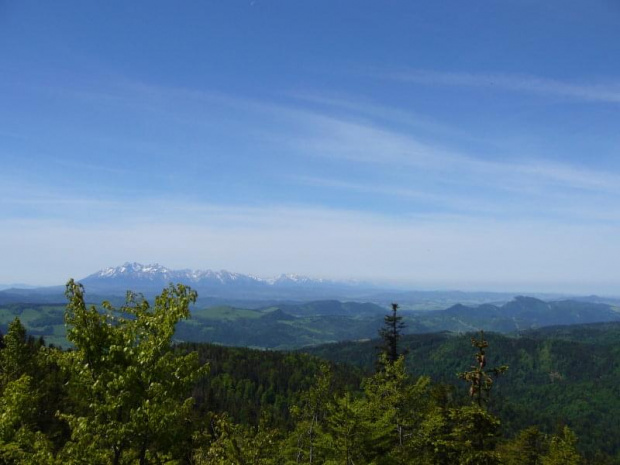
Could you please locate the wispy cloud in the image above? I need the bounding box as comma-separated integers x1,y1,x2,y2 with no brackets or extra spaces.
286,91,483,142
282,110,620,197
295,176,504,216
20,74,618,197
5,75,620,223
377,69,620,104
295,173,620,224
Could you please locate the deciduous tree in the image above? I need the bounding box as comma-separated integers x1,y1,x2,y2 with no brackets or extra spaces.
59,280,208,464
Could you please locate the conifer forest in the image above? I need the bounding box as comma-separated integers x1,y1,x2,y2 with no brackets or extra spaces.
1,282,613,464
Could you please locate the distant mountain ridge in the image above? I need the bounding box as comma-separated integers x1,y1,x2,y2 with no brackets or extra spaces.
411,295,620,333
88,262,329,285
3,262,620,308
79,262,362,299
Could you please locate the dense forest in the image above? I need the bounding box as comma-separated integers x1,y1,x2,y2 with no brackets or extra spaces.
0,282,615,463
303,329,620,459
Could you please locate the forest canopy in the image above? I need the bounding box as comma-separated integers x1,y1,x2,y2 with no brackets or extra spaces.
0,282,596,464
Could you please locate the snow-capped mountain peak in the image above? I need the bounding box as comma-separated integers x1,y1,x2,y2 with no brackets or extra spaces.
266,274,325,285
84,263,329,287
79,263,350,298
94,262,172,279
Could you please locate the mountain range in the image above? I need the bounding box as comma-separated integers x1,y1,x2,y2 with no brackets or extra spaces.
78,262,382,301
0,263,501,307
2,262,620,310
83,262,335,289
0,262,375,305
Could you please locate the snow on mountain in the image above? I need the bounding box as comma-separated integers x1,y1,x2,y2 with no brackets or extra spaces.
94,262,173,280
266,274,327,285
75,262,382,300
83,262,330,289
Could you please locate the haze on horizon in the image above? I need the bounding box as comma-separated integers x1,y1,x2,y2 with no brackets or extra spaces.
1,1,620,295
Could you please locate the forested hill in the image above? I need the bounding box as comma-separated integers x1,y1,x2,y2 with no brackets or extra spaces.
302,328,620,458
181,342,365,428
3,296,619,349
406,296,620,333
520,320,620,345
1,282,619,463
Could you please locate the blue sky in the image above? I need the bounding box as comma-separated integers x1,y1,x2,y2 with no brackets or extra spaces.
1,1,620,293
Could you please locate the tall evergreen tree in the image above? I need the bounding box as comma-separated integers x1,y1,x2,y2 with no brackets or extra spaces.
378,303,406,365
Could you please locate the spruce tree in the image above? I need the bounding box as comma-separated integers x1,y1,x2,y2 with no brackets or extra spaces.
378,303,406,365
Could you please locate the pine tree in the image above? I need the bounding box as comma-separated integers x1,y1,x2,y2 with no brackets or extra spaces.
378,303,406,365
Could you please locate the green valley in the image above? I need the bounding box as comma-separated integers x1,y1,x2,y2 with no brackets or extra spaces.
2,296,619,350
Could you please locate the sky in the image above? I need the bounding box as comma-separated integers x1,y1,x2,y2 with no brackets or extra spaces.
1,1,620,293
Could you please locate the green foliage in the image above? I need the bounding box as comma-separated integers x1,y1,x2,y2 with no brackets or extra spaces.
362,354,431,461
0,319,38,387
541,426,583,465
321,392,370,465
0,319,61,463
286,364,333,464
410,404,502,465
0,285,603,464
0,375,37,444
444,405,502,464
185,342,363,429
304,331,618,459
194,414,282,465
59,279,208,464
498,426,548,465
